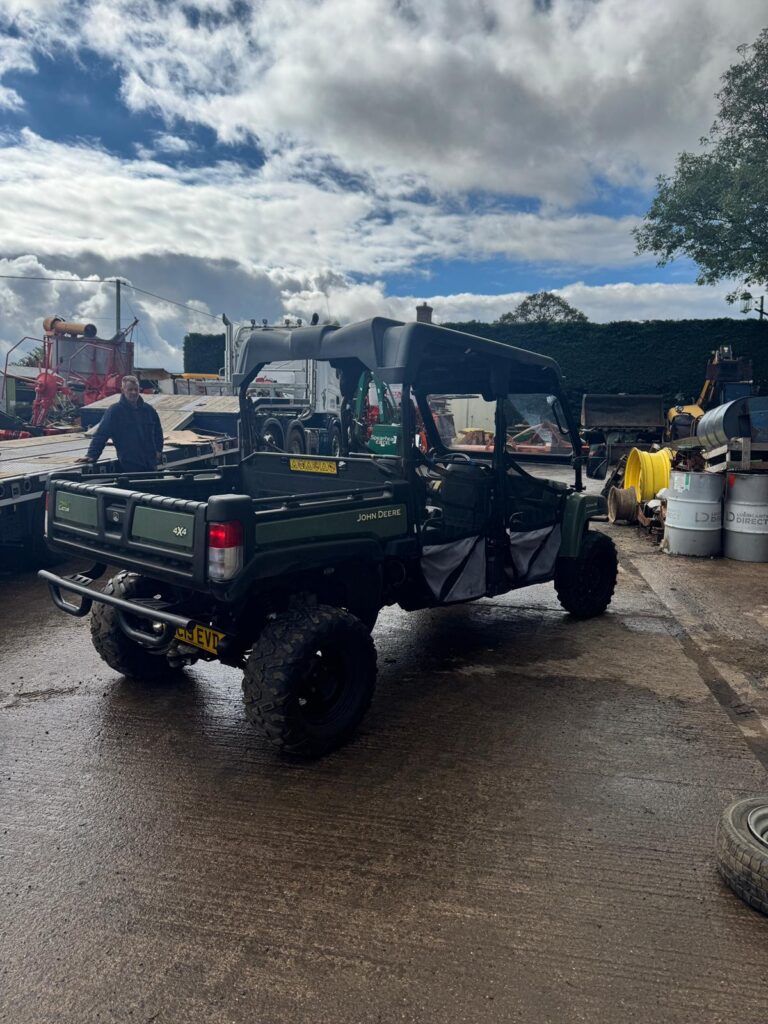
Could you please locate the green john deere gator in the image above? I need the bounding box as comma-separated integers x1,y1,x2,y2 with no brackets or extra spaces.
40,318,617,758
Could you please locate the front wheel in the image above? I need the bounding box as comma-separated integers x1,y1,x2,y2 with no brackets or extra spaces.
90,572,172,679
242,603,376,758
554,530,617,619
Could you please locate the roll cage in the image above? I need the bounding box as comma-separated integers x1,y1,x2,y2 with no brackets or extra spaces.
234,317,583,490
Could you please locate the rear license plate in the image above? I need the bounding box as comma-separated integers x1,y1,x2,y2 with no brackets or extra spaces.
174,624,225,655
289,457,337,475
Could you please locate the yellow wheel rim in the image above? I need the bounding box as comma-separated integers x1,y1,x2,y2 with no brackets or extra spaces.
624,448,673,502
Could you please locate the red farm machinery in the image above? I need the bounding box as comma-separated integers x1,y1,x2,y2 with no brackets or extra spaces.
0,315,137,436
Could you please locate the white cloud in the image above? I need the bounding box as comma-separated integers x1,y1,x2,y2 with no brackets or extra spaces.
134,133,193,159
0,130,646,278
283,278,744,326
0,29,36,109
2,0,765,201
0,254,745,378
0,254,257,370
0,0,761,370
154,133,193,154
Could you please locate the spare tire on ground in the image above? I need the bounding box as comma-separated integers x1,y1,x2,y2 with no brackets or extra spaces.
715,796,768,915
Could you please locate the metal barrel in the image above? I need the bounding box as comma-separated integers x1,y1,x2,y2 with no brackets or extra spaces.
661,471,723,557
697,397,768,450
724,473,768,562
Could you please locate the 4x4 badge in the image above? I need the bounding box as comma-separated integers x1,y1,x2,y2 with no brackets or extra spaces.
172,525,188,537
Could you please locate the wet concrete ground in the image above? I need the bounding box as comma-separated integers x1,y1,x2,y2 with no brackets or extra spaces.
2,494,768,1022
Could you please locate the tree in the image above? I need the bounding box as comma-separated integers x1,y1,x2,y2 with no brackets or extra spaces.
634,29,768,297
16,345,45,367
496,291,588,324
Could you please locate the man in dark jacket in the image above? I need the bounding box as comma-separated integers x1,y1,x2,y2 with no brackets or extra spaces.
78,375,164,472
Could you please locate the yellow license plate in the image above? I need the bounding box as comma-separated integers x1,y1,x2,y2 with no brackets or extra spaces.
289,457,338,475
174,624,225,655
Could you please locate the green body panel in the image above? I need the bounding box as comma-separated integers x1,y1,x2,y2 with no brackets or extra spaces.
558,491,607,557
54,491,98,528
256,503,408,546
367,424,402,455
131,506,195,550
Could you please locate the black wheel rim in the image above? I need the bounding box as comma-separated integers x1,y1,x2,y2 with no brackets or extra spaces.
297,647,353,725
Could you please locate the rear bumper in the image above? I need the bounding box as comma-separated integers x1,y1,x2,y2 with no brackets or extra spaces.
38,566,201,651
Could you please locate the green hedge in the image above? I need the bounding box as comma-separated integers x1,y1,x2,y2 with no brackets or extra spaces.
443,319,768,407
183,332,225,374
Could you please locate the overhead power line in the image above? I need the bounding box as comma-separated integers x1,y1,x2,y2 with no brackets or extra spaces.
0,273,225,321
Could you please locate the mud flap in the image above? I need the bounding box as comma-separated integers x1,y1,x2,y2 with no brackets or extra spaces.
421,535,486,602
506,524,561,584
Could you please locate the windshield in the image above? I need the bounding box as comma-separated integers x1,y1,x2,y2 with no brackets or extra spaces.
504,394,573,454
424,393,573,454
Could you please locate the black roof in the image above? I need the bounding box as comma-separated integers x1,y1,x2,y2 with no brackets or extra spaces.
234,317,563,397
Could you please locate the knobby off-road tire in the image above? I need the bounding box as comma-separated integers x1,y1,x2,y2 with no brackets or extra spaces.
90,572,170,679
716,797,768,915
554,530,617,619
242,604,377,758
345,602,380,633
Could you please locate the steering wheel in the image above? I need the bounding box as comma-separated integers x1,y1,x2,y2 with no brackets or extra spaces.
448,451,473,463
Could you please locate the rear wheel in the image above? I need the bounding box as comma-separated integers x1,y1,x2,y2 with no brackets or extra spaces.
343,601,379,632
242,603,376,758
286,421,305,454
554,531,617,619
90,572,171,679
261,417,284,450
329,421,343,456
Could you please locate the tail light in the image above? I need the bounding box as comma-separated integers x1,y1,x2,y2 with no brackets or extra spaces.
207,520,243,581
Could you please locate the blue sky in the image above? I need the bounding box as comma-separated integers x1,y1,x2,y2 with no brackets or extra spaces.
0,0,766,368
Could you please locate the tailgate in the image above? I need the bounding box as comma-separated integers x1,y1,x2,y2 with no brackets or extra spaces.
47,478,209,585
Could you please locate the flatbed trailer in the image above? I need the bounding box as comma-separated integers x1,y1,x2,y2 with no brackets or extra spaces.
0,423,238,564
